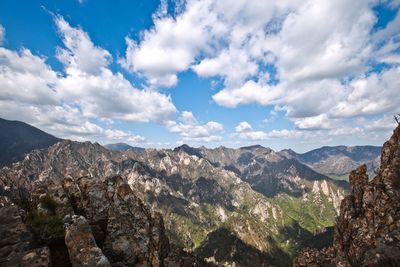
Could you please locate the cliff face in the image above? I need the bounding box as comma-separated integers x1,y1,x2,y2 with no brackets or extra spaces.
294,125,400,266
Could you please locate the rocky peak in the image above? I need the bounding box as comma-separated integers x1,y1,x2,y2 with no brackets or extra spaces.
294,125,400,266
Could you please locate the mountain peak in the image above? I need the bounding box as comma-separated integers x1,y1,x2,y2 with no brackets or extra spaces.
104,142,145,152
173,144,203,158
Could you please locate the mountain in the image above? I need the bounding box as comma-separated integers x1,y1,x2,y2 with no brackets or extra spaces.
0,134,347,266
280,145,381,180
0,118,61,167
104,142,145,152
294,124,400,266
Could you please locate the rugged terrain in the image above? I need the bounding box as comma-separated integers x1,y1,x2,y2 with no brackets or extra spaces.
0,137,347,266
294,124,400,266
0,118,61,167
280,146,381,180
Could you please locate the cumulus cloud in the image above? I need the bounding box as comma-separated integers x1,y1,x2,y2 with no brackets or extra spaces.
293,114,333,130
104,129,145,143
55,16,111,75
165,111,224,142
234,121,305,141
0,18,176,143
0,48,59,105
120,0,400,141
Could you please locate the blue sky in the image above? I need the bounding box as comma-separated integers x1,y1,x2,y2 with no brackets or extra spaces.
0,0,399,152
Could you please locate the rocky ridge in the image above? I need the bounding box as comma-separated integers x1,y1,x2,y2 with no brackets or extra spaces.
280,146,381,179
0,138,348,266
294,124,400,266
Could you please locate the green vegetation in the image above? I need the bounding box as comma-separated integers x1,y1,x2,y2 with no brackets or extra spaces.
28,211,64,241
27,194,64,241
40,194,59,214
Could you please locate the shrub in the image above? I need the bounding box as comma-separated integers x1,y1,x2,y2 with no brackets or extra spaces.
28,211,64,241
40,194,59,214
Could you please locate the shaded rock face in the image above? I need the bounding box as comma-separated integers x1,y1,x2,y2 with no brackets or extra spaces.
195,228,284,267
21,247,52,267
294,125,400,266
64,215,111,267
0,205,33,266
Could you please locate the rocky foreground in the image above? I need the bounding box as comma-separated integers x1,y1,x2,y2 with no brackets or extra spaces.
294,124,400,266
0,174,189,266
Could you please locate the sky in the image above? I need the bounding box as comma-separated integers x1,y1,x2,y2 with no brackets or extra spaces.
0,0,399,152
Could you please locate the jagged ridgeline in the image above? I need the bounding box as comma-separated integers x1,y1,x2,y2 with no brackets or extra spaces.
0,138,349,267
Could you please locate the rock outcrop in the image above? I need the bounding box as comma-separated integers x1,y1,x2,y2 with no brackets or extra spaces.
0,174,172,267
64,215,110,267
21,247,52,267
294,125,400,266
0,205,33,266
62,175,170,266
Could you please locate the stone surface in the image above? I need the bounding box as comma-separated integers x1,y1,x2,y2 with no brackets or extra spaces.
294,125,400,267
64,215,111,267
62,175,170,266
21,247,52,267
0,205,32,266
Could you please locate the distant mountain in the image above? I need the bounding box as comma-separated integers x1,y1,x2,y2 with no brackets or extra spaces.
198,145,348,197
280,145,381,179
0,118,61,167
104,142,145,152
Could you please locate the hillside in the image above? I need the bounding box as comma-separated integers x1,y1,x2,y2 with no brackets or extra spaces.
0,118,61,167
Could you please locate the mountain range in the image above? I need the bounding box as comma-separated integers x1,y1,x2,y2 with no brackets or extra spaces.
280,146,381,180
0,118,392,266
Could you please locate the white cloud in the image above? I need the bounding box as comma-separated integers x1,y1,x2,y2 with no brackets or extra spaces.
53,16,176,123
0,48,59,105
235,121,253,133
55,16,111,75
104,129,145,143
119,0,222,87
192,48,259,88
120,0,399,140
165,111,224,142
0,18,176,143
293,114,333,130
358,115,398,131
234,121,305,140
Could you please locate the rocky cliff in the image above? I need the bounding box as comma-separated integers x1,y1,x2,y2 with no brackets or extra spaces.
294,125,400,266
